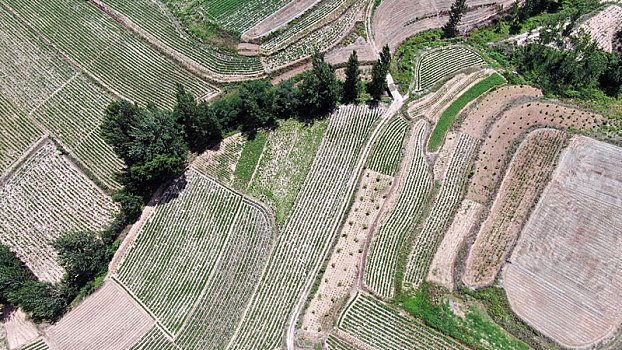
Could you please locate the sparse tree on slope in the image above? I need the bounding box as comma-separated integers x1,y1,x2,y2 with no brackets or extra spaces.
442,0,468,38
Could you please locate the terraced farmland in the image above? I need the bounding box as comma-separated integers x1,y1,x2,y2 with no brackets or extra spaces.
365,120,433,298
187,0,292,33
326,335,357,350
404,133,477,289
3,0,217,109
415,47,486,91
98,0,264,76
227,105,382,348
0,140,118,283
338,293,466,350
464,129,567,287
366,115,409,176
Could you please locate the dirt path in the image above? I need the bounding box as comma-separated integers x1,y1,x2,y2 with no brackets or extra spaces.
3,306,39,350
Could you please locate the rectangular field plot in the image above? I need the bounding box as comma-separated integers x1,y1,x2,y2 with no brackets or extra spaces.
338,293,465,350
46,281,154,350
3,0,217,109
505,136,622,348
0,140,118,283
366,115,409,176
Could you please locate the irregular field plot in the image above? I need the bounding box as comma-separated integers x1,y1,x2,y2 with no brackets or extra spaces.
45,281,153,350
365,120,432,298
463,129,567,287
0,140,118,283
228,105,382,349
100,0,264,75
338,293,465,350
505,136,622,348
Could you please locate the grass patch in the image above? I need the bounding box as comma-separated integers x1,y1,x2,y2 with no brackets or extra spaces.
397,283,530,350
428,73,506,152
233,130,268,191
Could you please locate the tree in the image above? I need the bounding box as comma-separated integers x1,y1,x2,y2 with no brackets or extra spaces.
238,80,276,131
442,0,468,38
53,231,107,288
173,84,222,151
272,79,300,119
297,52,341,118
342,50,362,104
380,45,391,72
368,59,388,100
100,100,142,166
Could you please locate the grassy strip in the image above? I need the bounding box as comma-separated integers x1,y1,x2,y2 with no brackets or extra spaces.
428,73,506,152
232,130,268,191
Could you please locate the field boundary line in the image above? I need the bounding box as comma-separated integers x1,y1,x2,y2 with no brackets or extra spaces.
174,195,244,338
0,134,49,186
26,72,80,116
286,96,402,349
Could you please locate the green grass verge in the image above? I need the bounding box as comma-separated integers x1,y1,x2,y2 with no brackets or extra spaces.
428,73,506,152
232,130,268,191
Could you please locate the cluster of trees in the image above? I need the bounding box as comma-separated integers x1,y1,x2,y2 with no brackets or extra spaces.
511,10,622,98
0,231,108,322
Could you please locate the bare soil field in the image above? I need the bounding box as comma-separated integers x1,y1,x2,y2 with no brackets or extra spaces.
578,5,622,53
372,0,513,51
426,199,483,290
45,281,153,350
505,136,622,348
242,0,320,40
466,101,604,203
300,170,392,337
325,39,377,66
459,85,543,139
463,129,567,287
3,307,38,350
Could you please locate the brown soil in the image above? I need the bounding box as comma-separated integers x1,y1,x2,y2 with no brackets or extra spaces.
426,199,483,291
237,43,260,56
463,129,567,287
325,40,377,66
466,101,604,203
578,5,622,53
504,136,622,348
3,306,38,350
242,0,320,40
45,281,154,350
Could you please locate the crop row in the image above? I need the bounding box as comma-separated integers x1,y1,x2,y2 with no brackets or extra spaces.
337,293,465,350
193,133,246,187
364,120,433,299
101,0,264,75
326,334,357,350
415,47,485,91
0,141,118,283
263,0,363,71
227,105,382,349
199,0,291,33
366,115,409,177
403,133,477,289
129,326,177,350
21,339,49,350
116,169,243,333
174,197,273,349
464,130,566,287
3,0,217,110
261,0,350,52
0,95,43,176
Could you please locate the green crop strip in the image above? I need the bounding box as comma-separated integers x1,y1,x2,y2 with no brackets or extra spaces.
233,130,268,191
428,73,506,152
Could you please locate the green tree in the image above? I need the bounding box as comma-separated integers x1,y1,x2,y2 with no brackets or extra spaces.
297,52,341,118
342,50,362,103
173,84,222,151
271,79,300,119
53,231,107,288
238,80,276,131
442,0,468,38
368,58,388,100
100,100,142,166
380,45,392,72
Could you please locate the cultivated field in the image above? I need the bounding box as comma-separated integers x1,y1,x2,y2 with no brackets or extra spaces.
0,140,118,283
2,0,217,109
578,4,622,53
463,129,567,287
228,105,383,348
413,47,486,92
337,293,466,349
21,339,49,350
0,95,43,177
505,136,622,348
366,115,409,176
193,133,246,187
404,133,477,290
365,120,432,298
45,281,153,350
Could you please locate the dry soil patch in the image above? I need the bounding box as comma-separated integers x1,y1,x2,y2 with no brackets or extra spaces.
3,307,38,350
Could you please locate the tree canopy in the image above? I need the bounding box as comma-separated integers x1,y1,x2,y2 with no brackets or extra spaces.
442,0,468,38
